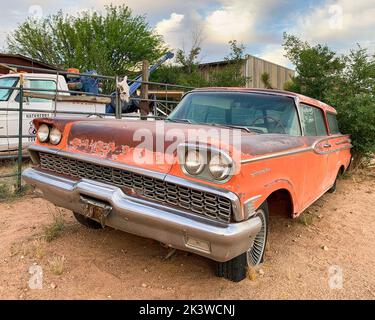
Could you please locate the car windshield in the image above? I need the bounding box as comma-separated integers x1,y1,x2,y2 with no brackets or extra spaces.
167,91,301,135
0,77,18,101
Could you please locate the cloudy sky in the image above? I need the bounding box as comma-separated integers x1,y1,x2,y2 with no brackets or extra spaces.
1,0,374,68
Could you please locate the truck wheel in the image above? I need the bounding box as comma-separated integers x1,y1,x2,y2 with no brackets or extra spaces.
73,212,102,229
215,201,269,282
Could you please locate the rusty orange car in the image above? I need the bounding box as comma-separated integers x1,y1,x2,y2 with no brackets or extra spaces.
22,88,352,282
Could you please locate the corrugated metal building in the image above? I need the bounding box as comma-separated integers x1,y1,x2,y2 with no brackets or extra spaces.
199,54,295,90
0,53,58,75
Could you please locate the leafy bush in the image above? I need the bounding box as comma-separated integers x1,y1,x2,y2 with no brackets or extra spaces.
283,34,375,160
329,47,375,159
335,94,375,157
261,72,273,89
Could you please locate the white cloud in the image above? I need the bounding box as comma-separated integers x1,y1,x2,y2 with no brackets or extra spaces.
91,0,209,17
291,0,375,50
155,13,184,48
256,44,292,68
2,0,374,67
152,0,283,62
203,0,279,45
204,5,254,44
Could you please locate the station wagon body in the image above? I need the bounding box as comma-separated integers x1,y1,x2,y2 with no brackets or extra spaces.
22,88,352,282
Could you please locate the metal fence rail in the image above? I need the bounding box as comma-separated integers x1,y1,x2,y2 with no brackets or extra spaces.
0,64,193,190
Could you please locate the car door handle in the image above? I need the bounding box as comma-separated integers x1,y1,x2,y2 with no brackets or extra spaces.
323,143,331,148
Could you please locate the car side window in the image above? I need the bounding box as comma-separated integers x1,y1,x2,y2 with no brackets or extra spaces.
314,107,328,136
327,113,340,134
300,103,328,136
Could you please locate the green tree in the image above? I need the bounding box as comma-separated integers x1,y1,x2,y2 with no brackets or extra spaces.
174,30,209,87
283,77,300,92
7,5,166,76
282,34,375,161
331,46,375,99
209,40,249,87
152,30,208,87
328,46,375,159
282,33,344,101
334,94,375,161
152,39,249,88
175,30,202,75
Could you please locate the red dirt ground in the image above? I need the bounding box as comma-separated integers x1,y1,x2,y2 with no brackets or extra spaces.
0,172,374,299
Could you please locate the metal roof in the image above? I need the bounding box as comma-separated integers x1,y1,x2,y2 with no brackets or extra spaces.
0,53,58,70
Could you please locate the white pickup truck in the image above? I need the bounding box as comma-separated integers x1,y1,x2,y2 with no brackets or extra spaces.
0,73,109,155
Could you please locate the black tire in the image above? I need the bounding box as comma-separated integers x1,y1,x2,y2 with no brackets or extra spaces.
328,168,343,193
73,211,102,229
216,201,269,282
328,179,337,193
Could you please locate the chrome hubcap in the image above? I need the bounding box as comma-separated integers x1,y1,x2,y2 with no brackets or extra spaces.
247,209,267,266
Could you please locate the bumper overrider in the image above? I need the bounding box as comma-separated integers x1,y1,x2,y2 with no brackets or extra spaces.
22,155,262,263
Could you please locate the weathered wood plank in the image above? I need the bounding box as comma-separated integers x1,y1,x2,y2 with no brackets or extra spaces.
23,91,111,104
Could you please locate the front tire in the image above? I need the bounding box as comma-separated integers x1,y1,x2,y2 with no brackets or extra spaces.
216,201,269,282
73,212,102,229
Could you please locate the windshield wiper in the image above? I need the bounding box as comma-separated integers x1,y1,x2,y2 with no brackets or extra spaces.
208,123,262,134
165,118,193,124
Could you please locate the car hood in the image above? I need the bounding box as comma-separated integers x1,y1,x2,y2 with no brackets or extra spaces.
63,119,306,174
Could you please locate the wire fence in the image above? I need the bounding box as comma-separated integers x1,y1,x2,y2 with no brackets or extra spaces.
0,63,193,189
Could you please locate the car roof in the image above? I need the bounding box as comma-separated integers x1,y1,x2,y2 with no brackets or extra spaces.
191,87,337,114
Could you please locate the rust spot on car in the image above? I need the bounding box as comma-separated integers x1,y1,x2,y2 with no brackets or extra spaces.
69,138,118,158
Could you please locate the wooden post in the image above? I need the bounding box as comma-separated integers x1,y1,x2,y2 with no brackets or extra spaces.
139,60,149,119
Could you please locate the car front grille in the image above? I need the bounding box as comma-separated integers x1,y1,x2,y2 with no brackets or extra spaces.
38,152,233,222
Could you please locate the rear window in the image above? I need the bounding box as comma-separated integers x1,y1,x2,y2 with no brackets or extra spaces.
15,79,57,103
327,113,340,134
28,79,57,102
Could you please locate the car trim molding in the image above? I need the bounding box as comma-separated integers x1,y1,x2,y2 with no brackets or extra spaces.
241,135,352,164
240,147,312,164
313,145,352,155
335,139,351,145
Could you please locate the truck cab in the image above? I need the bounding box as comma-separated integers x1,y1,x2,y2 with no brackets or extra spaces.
0,73,106,155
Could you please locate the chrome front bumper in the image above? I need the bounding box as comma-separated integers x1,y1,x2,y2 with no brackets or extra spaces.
22,168,262,262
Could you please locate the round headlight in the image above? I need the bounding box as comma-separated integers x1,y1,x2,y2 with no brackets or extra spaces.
49,127,62,145
184,150,205,175
208,154,232,180
37,124,49,142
